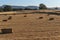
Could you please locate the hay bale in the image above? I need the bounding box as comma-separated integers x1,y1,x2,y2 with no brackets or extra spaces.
24,15,27,17
49,18,54,20
1,28,12,34
2,20,7,22
8,16,12,20
47,14,50,16
39,17,43,19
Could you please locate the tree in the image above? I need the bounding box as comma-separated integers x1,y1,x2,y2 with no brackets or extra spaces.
3,5,12,11
39,3,47,9
0,7,3,12
55,7,58,10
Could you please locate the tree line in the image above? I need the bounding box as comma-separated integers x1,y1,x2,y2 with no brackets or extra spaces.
0,4,47,12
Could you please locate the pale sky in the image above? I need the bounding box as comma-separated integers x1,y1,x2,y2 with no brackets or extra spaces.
0,0,60,7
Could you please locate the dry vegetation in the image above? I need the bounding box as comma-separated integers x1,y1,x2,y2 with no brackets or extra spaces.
0,10,60,40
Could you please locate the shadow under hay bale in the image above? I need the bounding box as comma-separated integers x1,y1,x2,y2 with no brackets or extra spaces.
2,20,7,22
1,28,12,34
39,17,43,19
8,16,12,20
49,18,54,21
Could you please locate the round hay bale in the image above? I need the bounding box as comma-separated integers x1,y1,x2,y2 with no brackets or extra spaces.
8,16,12,20
47,14,50,16
49,18,54,20
38,17,43,19
2,20,7,22
24,15,27,17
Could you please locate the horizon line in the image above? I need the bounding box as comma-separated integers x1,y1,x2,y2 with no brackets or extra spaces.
0,4,60,8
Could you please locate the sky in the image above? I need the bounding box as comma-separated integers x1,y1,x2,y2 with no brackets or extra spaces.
0,0,60,7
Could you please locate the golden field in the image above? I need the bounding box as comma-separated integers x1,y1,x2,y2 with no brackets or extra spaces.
0,10,60,40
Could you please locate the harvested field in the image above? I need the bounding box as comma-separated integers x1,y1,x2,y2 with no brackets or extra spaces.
0,10,60,40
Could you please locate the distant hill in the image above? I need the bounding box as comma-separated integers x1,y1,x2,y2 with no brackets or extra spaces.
25,6,39,10
48,7,60,10
1,5,39,10
12,6,39,10
11,6,25,9
1,5,60,10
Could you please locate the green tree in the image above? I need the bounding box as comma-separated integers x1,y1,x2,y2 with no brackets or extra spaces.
0,7,3,12
3,5,12,11
55,7,58,10
39,3,47,9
